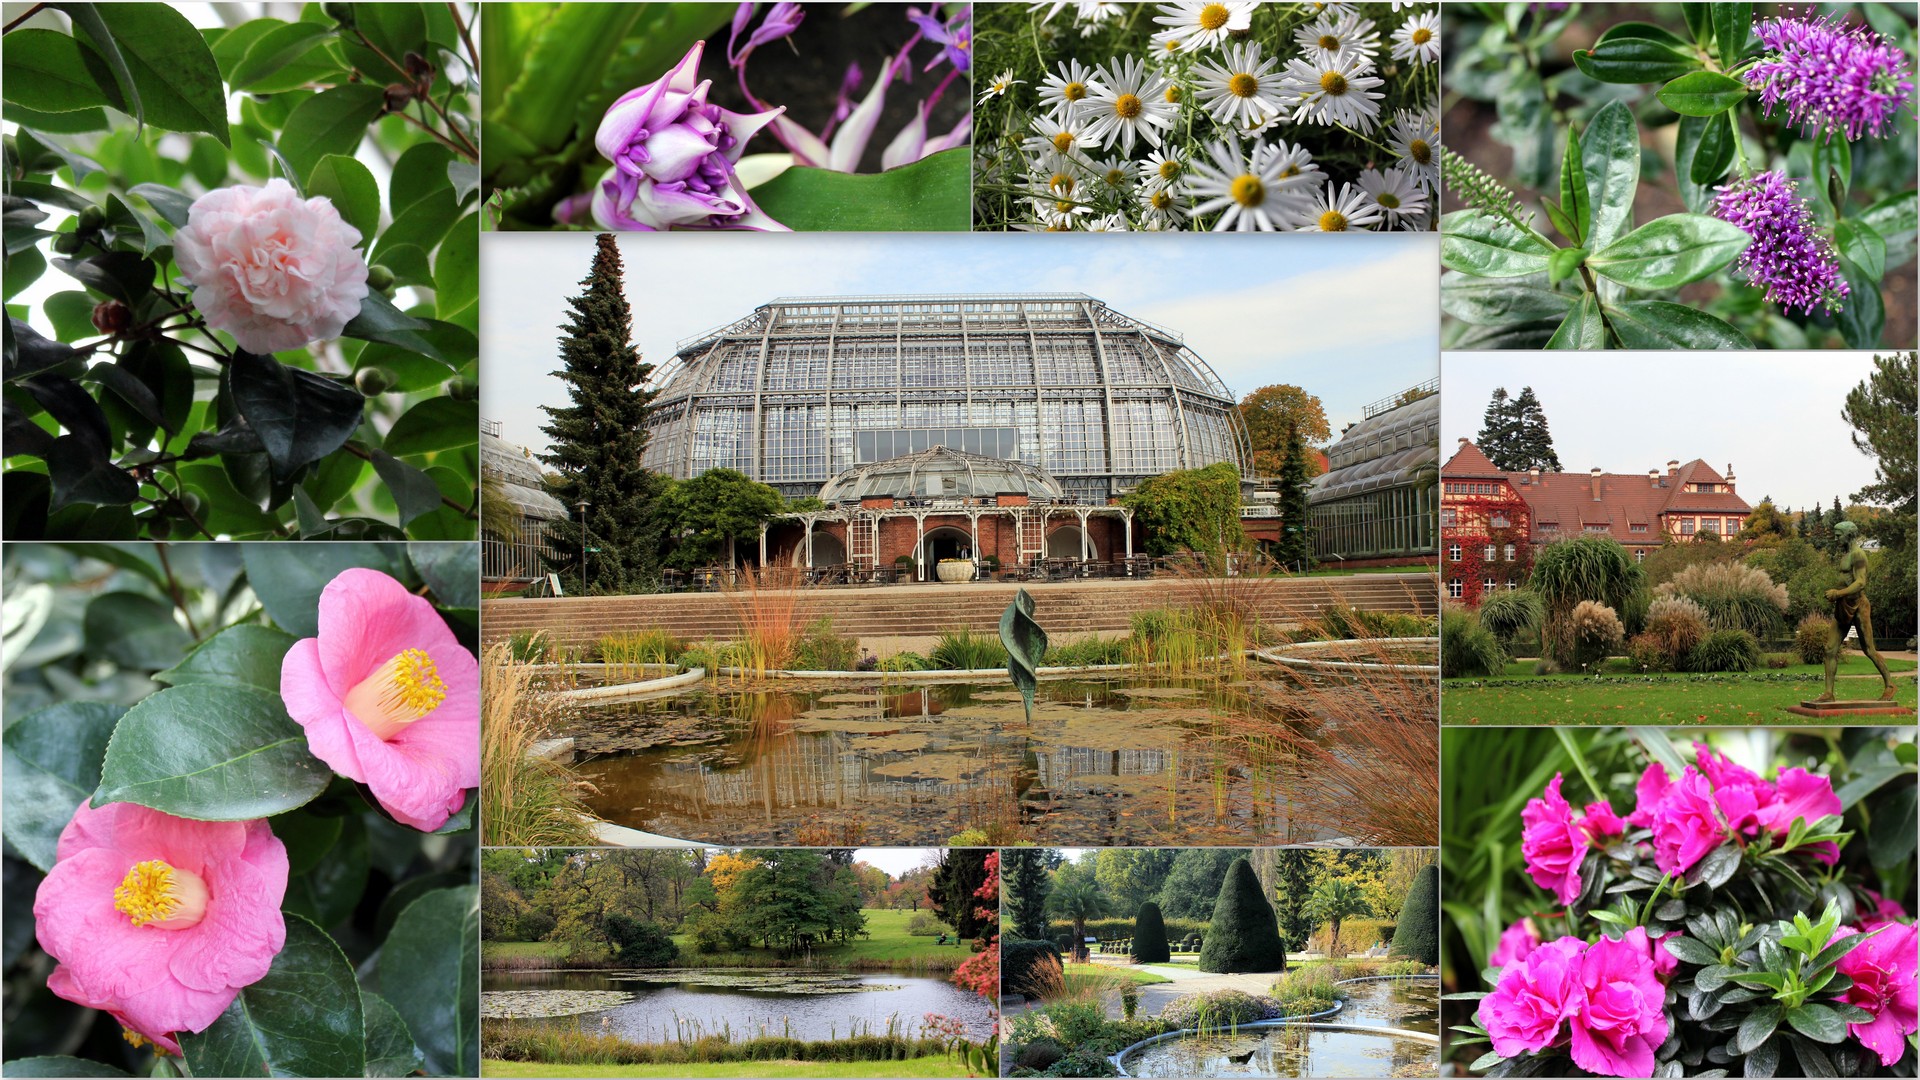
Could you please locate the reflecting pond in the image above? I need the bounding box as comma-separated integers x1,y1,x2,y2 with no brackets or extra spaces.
568,673,1429,845
1336,979,1437,1035
482,967,994,1043
1120,980,1439,1078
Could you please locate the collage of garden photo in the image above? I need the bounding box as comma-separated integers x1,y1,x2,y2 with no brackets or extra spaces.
2,2,1916,1079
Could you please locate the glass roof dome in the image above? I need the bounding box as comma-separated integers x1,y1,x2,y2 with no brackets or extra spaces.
820,446,1066,504
1311,390,1440,501
482,430,568,519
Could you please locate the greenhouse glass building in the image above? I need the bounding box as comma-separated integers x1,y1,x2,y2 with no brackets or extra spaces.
1307,382,1439,564
640,294,1252,502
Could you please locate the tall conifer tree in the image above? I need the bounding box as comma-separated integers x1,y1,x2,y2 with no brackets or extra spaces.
1275,421,1314,570
1476,387,1515,465
539,234,667,593
1003,849,1052,940
1508,387,1563,472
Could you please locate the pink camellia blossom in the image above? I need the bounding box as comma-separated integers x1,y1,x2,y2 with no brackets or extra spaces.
32,800,288,1054
172,179,369,355
1832,923,1918,1066
1570,933,1670,1077
1479,936,1584,1058
591,41,788,231
1491,918,1541,969
280,568,478,831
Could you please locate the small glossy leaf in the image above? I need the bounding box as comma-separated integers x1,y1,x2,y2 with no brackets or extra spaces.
24,374,110,448
94,685,330,820
390,142,455,216
1545,293,1606,349
1859,190,1916,268
1547,246,1586,285
52,252,155,307
1,29,123,114
342,290,445,361
230,350,366,481
1,702,124,871
363,991,425,1077
1572,36,1702,84
1714,2,1753,63
369,449,444,526
1439,276,1576,325
1596,21,1695,49
1559,123,1589,245
154,623,296,692
384,397,478,457
1581,101,1641,253
307,154,381,244
1834,254,1884,349
1682,5,1714,46
409,541,479,608
0,1058,131,1077
1658,70,1748,115
179,914,365,1077
1588,214,1750,289
379,886,479,1076
229,22,338,93
46,434,138,512
751,149,971,231
1814,134,1851,207
434,213,478,321
128,182,193,229
1786,1003,1847,1044
276,83,385,189
73,3,228,143
1737,1003,1784,1054
1687,111,1736,188
241,543,405,637
1605,301,1751,349
1441,211,1555,277
284,813,368,928
5,317,86,383
83,591,191,669
1835,220,1885,281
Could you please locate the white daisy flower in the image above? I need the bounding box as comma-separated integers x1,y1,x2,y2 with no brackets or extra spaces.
1289,181,1385,231
1029,159,1091,204
1292,12,1380,64
1137,185,1191,228
1279,53,1385,130
979,69,1025,106
1085,212,1131,231
1150,1,1257,54
1075,1,1127,25
1387,108,1440,189
1140,149,1187,191
1302,1,1356,17
1028,2,1073,23
1023,112,1100,171
1038,58,1105,119
1185,137,1317,232
1083,55,1179,154
1390,11,1440,64
1356,166,1428,228
1025,196,1093,230
1088,156,1140,196
1193,42,1283,127
1252,137,1324,193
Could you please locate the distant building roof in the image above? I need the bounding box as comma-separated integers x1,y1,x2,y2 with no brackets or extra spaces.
1443,440,1752,543
483,428,567,519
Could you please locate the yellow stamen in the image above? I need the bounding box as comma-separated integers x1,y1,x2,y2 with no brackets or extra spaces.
1228,73,1259,98
1377,191,1401,210
1412,27,1432,45
114,859,208,930
344,648,447,741
1319,34,1340,50
1319,209,1348,231
1062,81,1087,102
1230,174,1264,207
1158,159,1181,181
1105,168,1126,187
1281,164,1301,178
1049,172,1075,195
1409,138,1432,165
1198,3,1230,30
123,1030,151,1050
1051,131,1076,153
1114,93,1142,119
1151,190,1173,210
1320,70,1348,96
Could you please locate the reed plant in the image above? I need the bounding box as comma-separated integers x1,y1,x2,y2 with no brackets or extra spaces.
929,627,1007,671
483,1021,955,1066
596,628,683,665
719,567,813,678
480,642,596,847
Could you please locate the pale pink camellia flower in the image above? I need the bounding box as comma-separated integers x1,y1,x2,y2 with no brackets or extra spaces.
172,179,369,355
1478,935,1583,1059
590,41,788,232
280,568,479,831
1570,933,1670,1077
1490,918,1541,969
1832,922,1918,1066
32,800,288,1054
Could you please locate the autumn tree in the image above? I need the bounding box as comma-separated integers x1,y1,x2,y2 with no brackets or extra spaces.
1239,384,1330,477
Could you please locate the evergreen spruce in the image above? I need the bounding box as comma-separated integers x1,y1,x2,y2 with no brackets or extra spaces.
1131,902,1170,964
1003,849,1053,941
1507,387,1563,472
1197,858,1287,973
930,849,991,942
1269,850,1315,952
538,234,668,594
1476,387,1516,466
1275,421,1315,571
1389,865,1439,966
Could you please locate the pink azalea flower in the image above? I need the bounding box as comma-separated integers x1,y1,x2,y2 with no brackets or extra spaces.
1479,936,1584,1058
1581,799,1626,844
280,568,479,831
1491,918,1541,969
1754,766,1843,864
1833,923,1919,1066
32,801,288,1053
1626,762,1674,827
1570,933,1670,1077
1861,889,1909,928
1523,774,1589,905
1643,767,1747,876
1621,925,1679,980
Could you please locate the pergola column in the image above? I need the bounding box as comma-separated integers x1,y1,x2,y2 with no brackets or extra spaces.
1123,510,1133,558
915,513,926,581
804,519,814,568
1076,508,1090,560
758,523,768,567
967,510,980,565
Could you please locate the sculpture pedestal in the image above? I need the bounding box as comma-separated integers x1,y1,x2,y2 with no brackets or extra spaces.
1783,698,1912,719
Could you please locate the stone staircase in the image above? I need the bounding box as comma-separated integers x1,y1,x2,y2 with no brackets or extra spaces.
480,572,1438,649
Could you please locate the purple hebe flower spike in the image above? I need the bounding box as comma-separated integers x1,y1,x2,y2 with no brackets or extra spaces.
1744,12,1914,140
1712,171,1850,316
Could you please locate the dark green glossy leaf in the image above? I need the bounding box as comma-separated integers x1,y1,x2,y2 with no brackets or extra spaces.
344,3,427,81
1658,70,1748,116
389,142,455,216
384,397,477,457
1581,101,1641,253
276,83,384,189
5,317,86,383
410,541,478,608
1547,245,1585,285
377,885,479,1076
1867,782,1916,869
154,623,296,692
369,449,444,526
1439,276,1576,325
1441,211,1555,277
23,373,110,448
1687,111,1736,188
83,591,190,669
0,1058,131,1077
0,29,123,114
128,182,193,229
307,154,381,244
46,434,138,512
1814,134,1851,208
1572,36,1702,84
284,813,368,928
1559,122,1589,245
230,350,366,481
1785,1003,1847,1044
1588,213,1750,289
434,213,478,321
1,702,124,872
1737,1003,1784,1054
229,22,340,93
240,543,405,637
1682,5,1713,46
1605,301,1751,349
1597,21,1695,49
1860,189,1916,268
751,149,971,231
342,290,445,361
1546,293,1606,349
179,914,365,1077
1836,219,1885,281
73,3,227,143
1834,254,1884,349
93,685,330,820
1714,2,1753,63
52,252,154,307
1493,68,1554,189
362,991,425,1077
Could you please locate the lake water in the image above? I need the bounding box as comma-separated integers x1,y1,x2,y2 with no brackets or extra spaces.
1120,980,1439,1078
482,967,995,1043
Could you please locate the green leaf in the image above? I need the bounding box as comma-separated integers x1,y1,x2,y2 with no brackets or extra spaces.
307,154,382,244
1658,70,1749,116
53,252,155,307
1860,189,1916,268
93,685,330,820
1546,246,1586,285
128,182,193,228
71,3,227,144
362,991,426,1078
1605,301,1751,349
240,543,405,637
154,623,296,693
1,29,123,114
1713,2,1753,63
1,702,124,872
0,1058,130,1077
1581,101,1641,253
378,885,479,1076
344,3,427,81
1493,67,1554,189
1545,293,1606,349
1587,213,1750,289
384,397,478,456
1834,254,1884,349
1663,935,1723,966
1596,21,1695,49
1572,36,1703,84
434,213,478,321
481,3,647,166
1737,1003,1784,1054
229,21,339,93
1785,1003,1847,1044
52,4,139,130
206,16,283,79
1867,782,1916,869
372,187,461,266
230,350,367,482
1815,135,1851,208
276,83,385,190
179,914,366,1077
1682,5,1714,47
1836,219,1885,281
284,812,368,928
1441,210,1555,277
751,149,972,231
369,448,444,526
45,434,139,512
1686,111,1736,188
82,591,191,669
1559,122,1589,245
447,160,480,205
342,290,445,361
409,541,479,608
1439,276,1576,325
389,142,456,216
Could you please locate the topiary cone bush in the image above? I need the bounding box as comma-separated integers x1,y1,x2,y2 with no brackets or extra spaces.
1389,864,1439,966
1197,858,1287,973
1131,901,1170,964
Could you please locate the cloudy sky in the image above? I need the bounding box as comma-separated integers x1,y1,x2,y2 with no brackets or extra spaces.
480,232,1439,459
852,848,941,878
1442,352,1892,511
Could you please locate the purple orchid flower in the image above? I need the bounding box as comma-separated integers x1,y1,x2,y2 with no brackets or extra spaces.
907,6,971,72
729,2,805,68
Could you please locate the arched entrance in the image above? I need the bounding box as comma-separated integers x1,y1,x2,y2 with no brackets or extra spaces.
796,531,847,568
920,526,974,568
1046,524,1093,560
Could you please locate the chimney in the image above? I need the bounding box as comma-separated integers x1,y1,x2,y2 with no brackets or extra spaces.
1726,464,1736,492
1667,459,1680,476
1648,469,1659,487
1528,466,1541,486
1590,467,1603,502
1457,437,1469,446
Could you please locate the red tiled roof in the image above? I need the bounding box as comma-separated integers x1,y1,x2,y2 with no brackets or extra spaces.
1441,440,1504,478
1443,443,1752,546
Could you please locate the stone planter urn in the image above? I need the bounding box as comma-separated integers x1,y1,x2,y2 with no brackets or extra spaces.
935,559,976,583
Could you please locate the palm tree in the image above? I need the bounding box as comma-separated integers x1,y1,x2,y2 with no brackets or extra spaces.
1305,878,1371,958
1046,868,1109,962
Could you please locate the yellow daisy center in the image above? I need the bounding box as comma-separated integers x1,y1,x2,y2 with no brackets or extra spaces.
1165,84,1183,103
1055,200,1075,213
1052,131,1076,153
1159,159,1182,181
1281,163,1301,178
1412,27,1432,45
1151,190,1173,210
1377,191,1401,209
1198,4,1230,30
1319,209,1348,231
1320,70,1348,95
1105,168,1127,187
344,647,447,741
1063,81,1088,102
1409,138,1431,165
114,859,209,930
1228,73,1259,98
1319,34,1341,50
1050,172,1075,195
1230,174,1264,207
1114,93,1143,119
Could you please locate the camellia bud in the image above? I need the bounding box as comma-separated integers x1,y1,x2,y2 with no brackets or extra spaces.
404,51,432,79
51,231,83,254
354,366,396,395
366,263,396,292
448,376,478,401
91,299,132,335
383,83,414,113
180,492,206,520
323,2,355,27
77,205,106,232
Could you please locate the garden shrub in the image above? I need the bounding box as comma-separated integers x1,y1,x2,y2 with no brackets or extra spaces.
1389,865,1439,966
1626,632,1668,673
906,912,951,936
1796,613,1837,665
1477,589,1543,648
1765,653,1793,669
1268,965,1342,1014
1532,658,1561,675
1001,937,1064,999
1131,902,1170,965
1045,1050,1119,1078
792,617,859,671
1159,989,1281,1028
1197,859,1287,973
1643,596,1710,669
1656,562,1791,637
1441,607,1507,678
604,915,678,966
878,651,930,672
1686,629,1764,673
1016,1040,1066,1072
1566,600,1625,671
1049,916,1206,943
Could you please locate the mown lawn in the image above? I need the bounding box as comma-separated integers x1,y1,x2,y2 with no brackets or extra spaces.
662,909,971,969
483,1055,975,1077
1063,963,1172,985
483,941,567,961
1483,655,1916,679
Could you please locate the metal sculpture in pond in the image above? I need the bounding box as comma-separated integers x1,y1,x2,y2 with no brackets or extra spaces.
1000,587,1048,724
